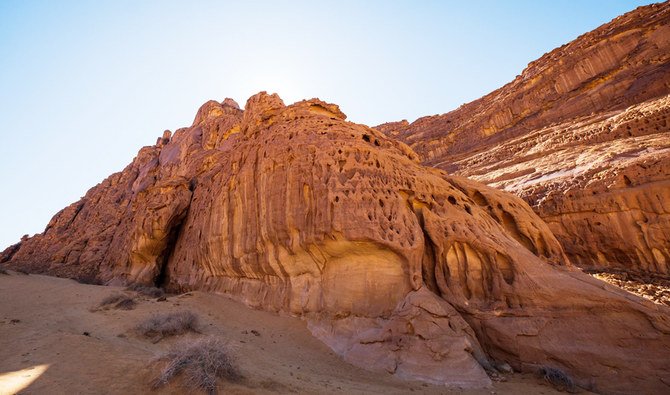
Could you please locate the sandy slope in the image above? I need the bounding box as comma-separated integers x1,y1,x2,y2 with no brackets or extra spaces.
0,272,566,395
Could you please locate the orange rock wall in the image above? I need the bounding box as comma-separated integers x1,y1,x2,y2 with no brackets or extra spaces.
2,93,669,393
380,2,670,275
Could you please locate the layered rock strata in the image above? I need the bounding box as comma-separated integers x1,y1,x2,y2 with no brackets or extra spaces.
2,93,669,393
451,96,670,275
378,2,670,275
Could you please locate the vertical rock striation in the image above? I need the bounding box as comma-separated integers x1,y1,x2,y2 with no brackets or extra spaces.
2,92,669,393
378,2,670,275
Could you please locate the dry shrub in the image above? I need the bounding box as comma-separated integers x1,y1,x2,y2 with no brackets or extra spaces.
0,268,8,275
137,311,198,342
98,293,136,310
126,283,165,298
540,366,576,392
152,337,242,394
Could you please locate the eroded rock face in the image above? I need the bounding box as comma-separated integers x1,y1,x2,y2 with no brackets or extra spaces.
455,96,670,275
2,93,669,393
309,288,493,387
380,2,670,276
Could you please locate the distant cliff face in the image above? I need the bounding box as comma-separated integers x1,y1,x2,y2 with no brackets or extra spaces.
2,92,670,393
380,2,670,275
454,96,670,275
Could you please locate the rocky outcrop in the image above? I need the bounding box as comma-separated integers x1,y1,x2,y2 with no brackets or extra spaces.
380,2,670,276
2,92,669,393
454,95,670,275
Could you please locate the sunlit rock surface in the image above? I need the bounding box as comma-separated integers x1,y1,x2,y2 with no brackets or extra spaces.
377,2,670,276
2,91,669,393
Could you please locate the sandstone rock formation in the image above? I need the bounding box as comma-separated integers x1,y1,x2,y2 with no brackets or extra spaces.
449,96,670,275
378,2,670,276
2,92,669,393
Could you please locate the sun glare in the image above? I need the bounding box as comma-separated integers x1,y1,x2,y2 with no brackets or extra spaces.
242,67,307,105
0,364,49,394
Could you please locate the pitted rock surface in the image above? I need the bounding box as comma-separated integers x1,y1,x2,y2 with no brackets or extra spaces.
379,2,670,276
2,92,669,393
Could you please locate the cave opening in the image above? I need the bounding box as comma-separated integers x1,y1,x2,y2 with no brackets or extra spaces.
154,217,186,289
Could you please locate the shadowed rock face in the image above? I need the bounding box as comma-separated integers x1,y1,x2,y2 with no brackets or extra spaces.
2,92,669,393
377,2,670,275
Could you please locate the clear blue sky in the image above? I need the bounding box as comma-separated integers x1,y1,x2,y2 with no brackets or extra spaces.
0,0,657,248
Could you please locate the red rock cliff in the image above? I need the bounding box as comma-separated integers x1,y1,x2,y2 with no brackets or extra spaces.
2,93,669,393
379,2,670,275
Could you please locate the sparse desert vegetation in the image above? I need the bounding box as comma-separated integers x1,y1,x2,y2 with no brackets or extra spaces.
136,310,199,342
1,1,668,393
125,283,165,298
97,293,137,310
152,337,242,394
539,367,576,393
0,272,576,394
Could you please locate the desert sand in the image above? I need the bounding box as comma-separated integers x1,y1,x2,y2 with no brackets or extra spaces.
2,3,669,394
0,271,567,395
